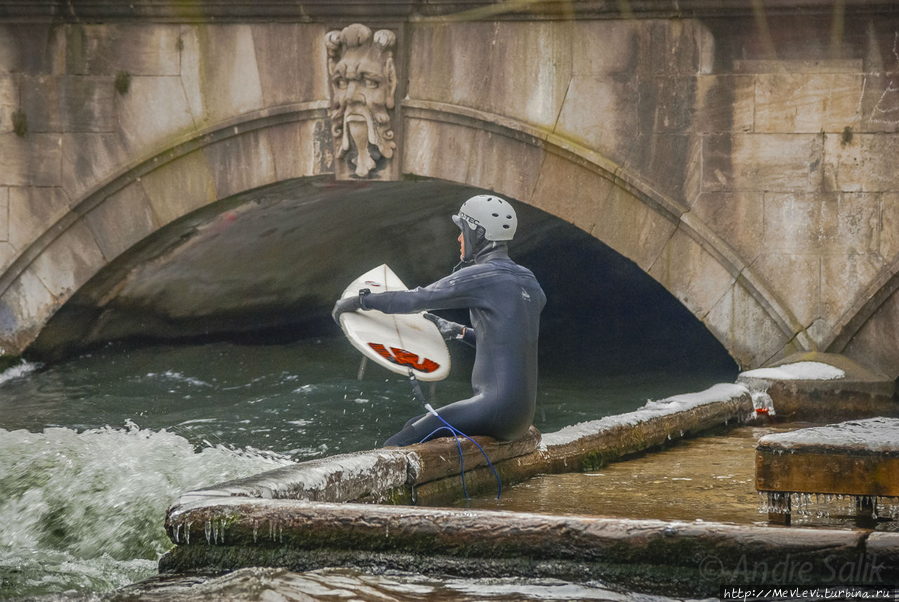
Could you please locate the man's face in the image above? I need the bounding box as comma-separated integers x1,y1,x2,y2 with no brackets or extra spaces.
458,231,465,260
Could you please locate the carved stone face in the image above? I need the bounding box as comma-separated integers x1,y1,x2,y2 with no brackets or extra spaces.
326,24,397,178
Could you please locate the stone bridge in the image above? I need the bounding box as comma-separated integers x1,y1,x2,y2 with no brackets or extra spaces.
2,1,899,376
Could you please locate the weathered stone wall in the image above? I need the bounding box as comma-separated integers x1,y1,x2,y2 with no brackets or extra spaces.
3,5,899,373
0,22,334,356
400,14,899,373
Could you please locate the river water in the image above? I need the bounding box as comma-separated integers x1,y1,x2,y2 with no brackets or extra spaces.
0,337,736,600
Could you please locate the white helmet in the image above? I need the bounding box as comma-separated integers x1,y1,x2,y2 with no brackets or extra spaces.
452,195,518,241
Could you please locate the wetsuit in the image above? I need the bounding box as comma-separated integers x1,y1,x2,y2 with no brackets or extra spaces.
363,246,546,447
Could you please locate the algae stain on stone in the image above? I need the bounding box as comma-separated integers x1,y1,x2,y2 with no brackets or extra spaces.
314,120,334,174
12,108,26,138
841,126,853,146
114,71,132,96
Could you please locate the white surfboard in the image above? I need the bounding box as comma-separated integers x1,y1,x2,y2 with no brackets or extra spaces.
339,264,451,382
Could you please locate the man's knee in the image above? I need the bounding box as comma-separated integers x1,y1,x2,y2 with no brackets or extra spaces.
382,426,420,447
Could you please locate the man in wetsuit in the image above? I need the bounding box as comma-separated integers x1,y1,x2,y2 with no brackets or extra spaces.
332,195,546,447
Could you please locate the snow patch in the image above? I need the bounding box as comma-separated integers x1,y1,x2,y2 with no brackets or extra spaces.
741,361,844,381
198,449,410,502
758,417,899,453
540,383,749,449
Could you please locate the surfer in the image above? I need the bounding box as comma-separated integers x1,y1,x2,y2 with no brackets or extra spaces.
332,195,546,447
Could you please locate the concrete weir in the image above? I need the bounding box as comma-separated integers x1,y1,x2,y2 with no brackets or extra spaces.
159,384,899,594
757,418,899,524
738,353,898,422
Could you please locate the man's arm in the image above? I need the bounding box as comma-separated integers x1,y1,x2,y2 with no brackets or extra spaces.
423,313,476,347
360,272,481,314
332,267,488,324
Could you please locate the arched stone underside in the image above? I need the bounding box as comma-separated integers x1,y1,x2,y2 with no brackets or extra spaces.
827,257,899,379
0,101,332,359
0,101,816,369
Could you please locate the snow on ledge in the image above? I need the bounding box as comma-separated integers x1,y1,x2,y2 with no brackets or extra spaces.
740,361,844,381
541,383,749,449
758,417,899,453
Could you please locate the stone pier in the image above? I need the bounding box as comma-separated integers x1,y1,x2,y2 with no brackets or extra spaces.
738,353,897,422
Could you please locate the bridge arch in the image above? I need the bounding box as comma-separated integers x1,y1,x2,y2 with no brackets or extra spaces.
1,101,807,369
401,101,810,369
825,258,899,379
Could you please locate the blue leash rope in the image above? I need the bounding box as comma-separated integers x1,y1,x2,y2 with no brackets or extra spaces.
421,425,469,498
408,369,502,500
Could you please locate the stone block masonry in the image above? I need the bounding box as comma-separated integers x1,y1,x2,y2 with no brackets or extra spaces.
4,5,899,379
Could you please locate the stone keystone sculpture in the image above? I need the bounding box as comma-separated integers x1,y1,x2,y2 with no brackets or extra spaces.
325,23,398,178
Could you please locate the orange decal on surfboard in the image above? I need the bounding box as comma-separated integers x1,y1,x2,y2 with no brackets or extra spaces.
368,343,440,373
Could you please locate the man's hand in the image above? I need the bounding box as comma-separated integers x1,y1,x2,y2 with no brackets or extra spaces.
423,312,466,341
332,289,371,325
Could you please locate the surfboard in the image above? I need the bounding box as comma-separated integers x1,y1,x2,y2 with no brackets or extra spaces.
338,264,451,382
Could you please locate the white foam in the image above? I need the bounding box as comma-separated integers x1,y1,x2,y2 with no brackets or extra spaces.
0,361,40,386
0,423,293,595
146,370,212,387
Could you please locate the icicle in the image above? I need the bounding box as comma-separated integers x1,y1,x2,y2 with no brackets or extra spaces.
185,521,192,544
174,523,180,543
205,520,212,545
253,520,258,544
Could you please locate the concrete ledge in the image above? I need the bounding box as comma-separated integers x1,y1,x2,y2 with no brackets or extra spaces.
159,500,896,596
166,383,752,512
160,384,762,593
756,417,899,498
738,353,897,422
540,383,752,472
171,427,544,511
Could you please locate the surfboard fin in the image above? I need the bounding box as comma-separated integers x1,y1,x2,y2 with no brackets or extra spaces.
357,356,368,381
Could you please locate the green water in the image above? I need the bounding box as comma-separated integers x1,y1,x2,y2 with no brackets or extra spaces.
0,337,735,599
